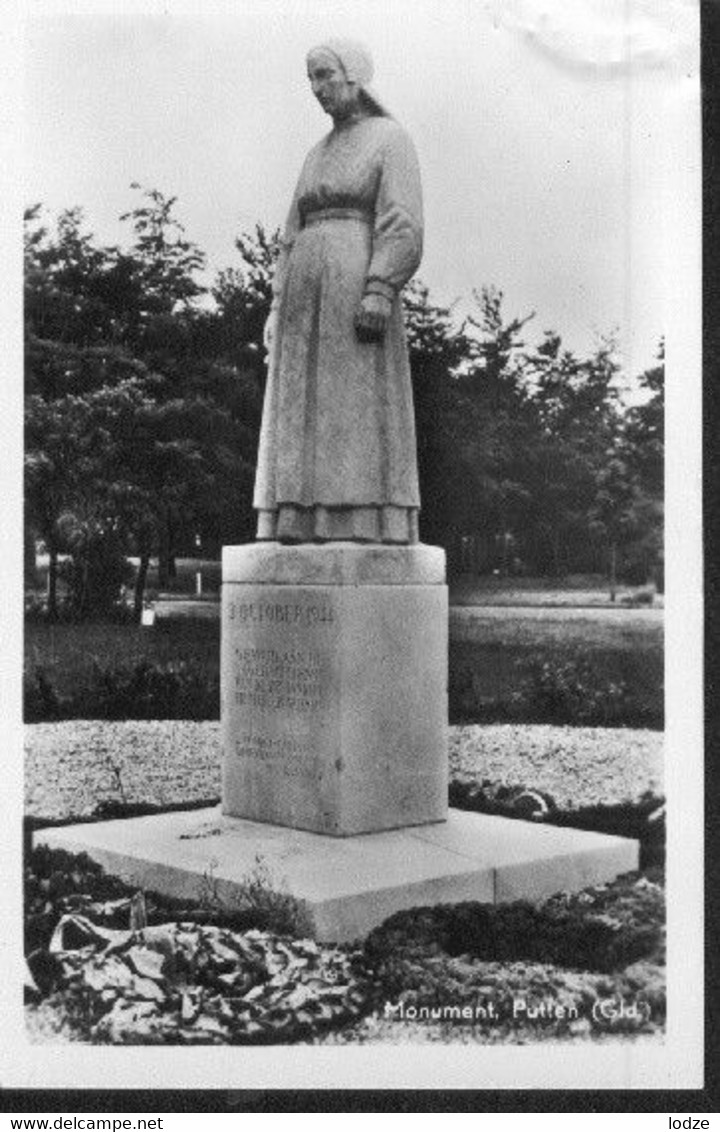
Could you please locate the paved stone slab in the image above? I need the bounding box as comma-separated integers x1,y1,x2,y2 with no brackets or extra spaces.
35,808,639,942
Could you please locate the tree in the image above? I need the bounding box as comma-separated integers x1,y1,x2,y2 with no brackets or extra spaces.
25,375,157,617
24,325,159,615
619,341,664,587
624,341,664,498
25,395,77,618
448,287,536,573
26,189,663,602
24,196,277,613
119,185,205,302
402,281,470,561
520,333,626,576
588,454,641,600
187,225,282,547
24,205,119,347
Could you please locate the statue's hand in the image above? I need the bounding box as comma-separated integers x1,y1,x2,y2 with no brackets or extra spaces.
355,293,392,343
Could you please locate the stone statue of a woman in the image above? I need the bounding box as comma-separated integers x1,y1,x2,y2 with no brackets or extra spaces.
253,39,424,544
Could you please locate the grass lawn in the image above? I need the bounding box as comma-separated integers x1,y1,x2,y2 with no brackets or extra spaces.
450,605,663,647
25,618,221,703
27,556,663,727
25,599,663,727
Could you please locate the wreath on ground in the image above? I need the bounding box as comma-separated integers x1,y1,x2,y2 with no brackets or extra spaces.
25,847,665,1045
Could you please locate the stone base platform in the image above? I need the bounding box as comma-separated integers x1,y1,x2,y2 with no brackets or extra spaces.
35,808,639,943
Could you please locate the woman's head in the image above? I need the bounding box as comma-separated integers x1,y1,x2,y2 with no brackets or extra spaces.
306,40,389,120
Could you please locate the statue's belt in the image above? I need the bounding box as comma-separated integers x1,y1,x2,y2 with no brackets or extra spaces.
303,208,374,227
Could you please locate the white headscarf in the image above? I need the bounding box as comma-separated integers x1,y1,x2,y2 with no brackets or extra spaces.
307,38,390,117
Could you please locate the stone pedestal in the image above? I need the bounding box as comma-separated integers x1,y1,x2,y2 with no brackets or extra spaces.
221,542,448,836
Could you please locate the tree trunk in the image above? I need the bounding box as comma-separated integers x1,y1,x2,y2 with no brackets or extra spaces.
609,542,617,602
46,545,58,620
133,552,151,620
24,526,38,588
157,506,179,590
158,518,170,590
552,531,562,578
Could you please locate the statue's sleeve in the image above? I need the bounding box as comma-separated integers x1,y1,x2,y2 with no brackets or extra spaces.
364,126,424,302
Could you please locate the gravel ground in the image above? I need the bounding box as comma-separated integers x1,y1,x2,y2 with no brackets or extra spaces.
312,1018,665,1045
23,1004,664,1046
25,720,663,821
24,721,665,1048
25,720,222,820
450,724,663,809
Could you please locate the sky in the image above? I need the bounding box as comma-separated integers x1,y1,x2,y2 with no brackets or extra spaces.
22,0,699,381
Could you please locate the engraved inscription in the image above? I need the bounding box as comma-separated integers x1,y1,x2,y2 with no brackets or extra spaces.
228,600,334,625
234,647,323,711
235,735,315,779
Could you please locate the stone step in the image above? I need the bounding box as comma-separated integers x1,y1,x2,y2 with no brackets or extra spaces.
35,807,638,943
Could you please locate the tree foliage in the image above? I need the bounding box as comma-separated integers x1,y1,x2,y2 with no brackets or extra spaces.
24,189,664,618
24,192,259,616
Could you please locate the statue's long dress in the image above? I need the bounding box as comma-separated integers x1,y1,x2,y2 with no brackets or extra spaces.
253,115,424,543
